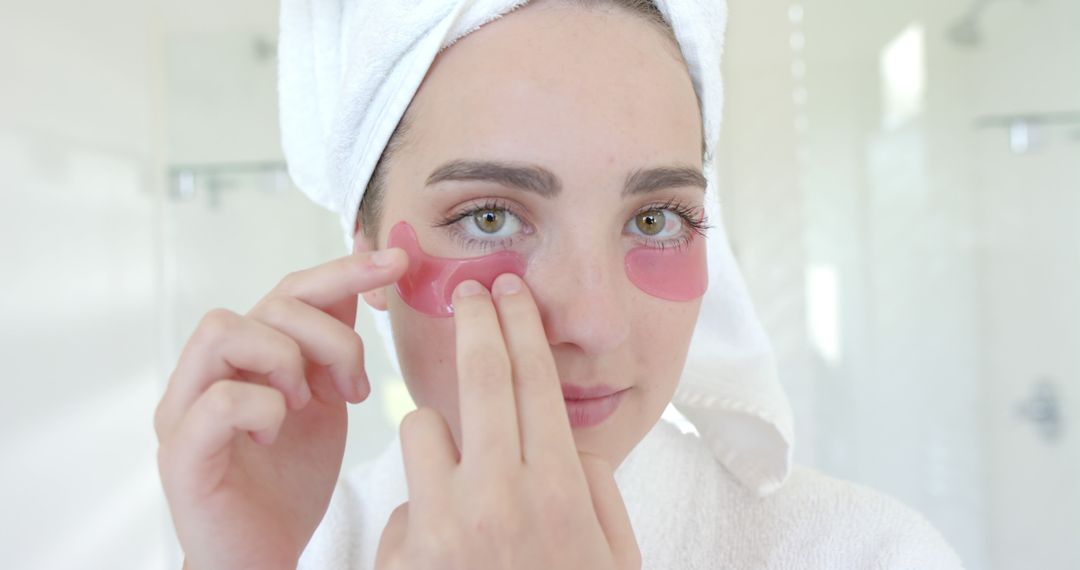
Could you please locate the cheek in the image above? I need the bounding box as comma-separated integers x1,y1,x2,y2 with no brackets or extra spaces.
629,298,700,375
388,299,460,419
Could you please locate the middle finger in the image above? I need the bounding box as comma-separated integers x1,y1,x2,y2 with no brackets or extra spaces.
249,295,369,403
452,279,521,468
490,273,577,466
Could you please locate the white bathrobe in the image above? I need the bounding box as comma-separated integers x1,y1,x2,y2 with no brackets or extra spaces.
297,419,965,569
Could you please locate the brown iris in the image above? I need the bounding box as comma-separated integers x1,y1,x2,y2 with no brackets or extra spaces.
635,209,665,236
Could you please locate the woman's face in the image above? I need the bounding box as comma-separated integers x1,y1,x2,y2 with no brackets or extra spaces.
356,1,706,469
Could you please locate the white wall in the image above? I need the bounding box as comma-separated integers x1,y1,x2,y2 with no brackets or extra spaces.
0,2,171,568
0,2,405,568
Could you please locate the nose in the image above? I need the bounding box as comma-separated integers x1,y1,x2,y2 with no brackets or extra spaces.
527,242,631,356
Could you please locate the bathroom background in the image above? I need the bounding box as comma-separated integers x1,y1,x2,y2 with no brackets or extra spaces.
1,0,1077,568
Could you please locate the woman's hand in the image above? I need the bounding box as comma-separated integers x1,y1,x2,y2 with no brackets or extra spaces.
154,248,407,570
374,273,641,570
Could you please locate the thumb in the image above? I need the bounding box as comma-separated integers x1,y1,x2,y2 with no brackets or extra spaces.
374,501,410,570
579,452,641,569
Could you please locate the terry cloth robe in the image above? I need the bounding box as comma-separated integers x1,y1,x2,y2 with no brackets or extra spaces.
297,419,965,569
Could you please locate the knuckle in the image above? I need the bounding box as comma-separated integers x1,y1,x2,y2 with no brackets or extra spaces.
152,400,168,440
276,269,304,294
345,332,366,366
399,407,438,440
531,479,574,530
537,484,573,516
276,335,305,370
195,308,237,342
471,489,522,537
264,387,287,418
262,332,304,381
419,532,454,562
342,256,367,282
254,295,294,324
398,409,420,438
414,519,459,562
155,443,175,486
389,501,410,523
203,381,239,417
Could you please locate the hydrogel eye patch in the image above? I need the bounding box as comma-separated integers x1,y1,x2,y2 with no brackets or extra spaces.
625,234,708,302
387,221,707,318
388,221,527,317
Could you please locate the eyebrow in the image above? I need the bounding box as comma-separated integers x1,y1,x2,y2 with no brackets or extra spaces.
425,159,706,198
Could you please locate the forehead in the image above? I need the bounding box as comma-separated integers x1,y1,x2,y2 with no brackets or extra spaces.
404,3,703,175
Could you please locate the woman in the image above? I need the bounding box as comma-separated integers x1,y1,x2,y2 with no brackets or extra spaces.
154,0,965,568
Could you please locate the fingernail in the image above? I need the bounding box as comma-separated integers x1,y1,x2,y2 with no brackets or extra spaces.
455,280,487,298
491,273,522,298
372,249,397,268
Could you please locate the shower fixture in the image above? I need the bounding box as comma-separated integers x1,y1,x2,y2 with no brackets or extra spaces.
252,35,277,63
975,111,1080,154
947,0,1037,47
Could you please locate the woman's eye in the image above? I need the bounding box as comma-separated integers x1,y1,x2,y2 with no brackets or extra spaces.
464,207,522,238
628,208,683,239
473,209,506,233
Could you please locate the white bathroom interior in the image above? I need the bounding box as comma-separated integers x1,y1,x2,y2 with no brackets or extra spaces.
1,0,1077,568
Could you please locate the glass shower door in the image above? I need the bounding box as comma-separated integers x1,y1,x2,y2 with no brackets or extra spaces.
720,0,1080,568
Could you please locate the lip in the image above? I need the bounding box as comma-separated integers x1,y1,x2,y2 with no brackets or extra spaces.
561,383,623,400
562,384,627,428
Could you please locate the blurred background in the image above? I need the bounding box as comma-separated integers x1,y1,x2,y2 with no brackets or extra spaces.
1,0,1076,568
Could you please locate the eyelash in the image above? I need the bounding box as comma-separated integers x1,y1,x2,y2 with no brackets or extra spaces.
431,197,712,252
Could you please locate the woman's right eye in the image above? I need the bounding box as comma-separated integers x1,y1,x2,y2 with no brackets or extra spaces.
462,207,522,239
434,199,531,250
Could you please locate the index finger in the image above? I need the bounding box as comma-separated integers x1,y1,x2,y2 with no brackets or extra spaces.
266,248,408,321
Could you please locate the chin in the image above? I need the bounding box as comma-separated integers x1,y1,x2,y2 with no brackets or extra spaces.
568,411,637,469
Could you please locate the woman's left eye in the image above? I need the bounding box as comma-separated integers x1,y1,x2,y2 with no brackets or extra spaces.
626,208,684,240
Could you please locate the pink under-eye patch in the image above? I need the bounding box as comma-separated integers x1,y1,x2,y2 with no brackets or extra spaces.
624,233,708,301
386,220,708,318
387,221,527,317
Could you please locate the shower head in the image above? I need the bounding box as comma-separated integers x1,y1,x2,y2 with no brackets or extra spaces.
947,15,982,47
947,0,991,47
947,0,1039,48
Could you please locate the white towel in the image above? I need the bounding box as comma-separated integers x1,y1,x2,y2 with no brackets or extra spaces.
279,0,796,500
298,419,965,569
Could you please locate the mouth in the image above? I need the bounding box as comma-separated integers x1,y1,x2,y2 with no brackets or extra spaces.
561,384,628,428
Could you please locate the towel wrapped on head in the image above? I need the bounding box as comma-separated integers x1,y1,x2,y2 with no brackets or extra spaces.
278,0,796,497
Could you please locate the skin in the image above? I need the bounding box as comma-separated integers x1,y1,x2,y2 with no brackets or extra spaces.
154,1,705,568
358,0,705,471
374,275,642,568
